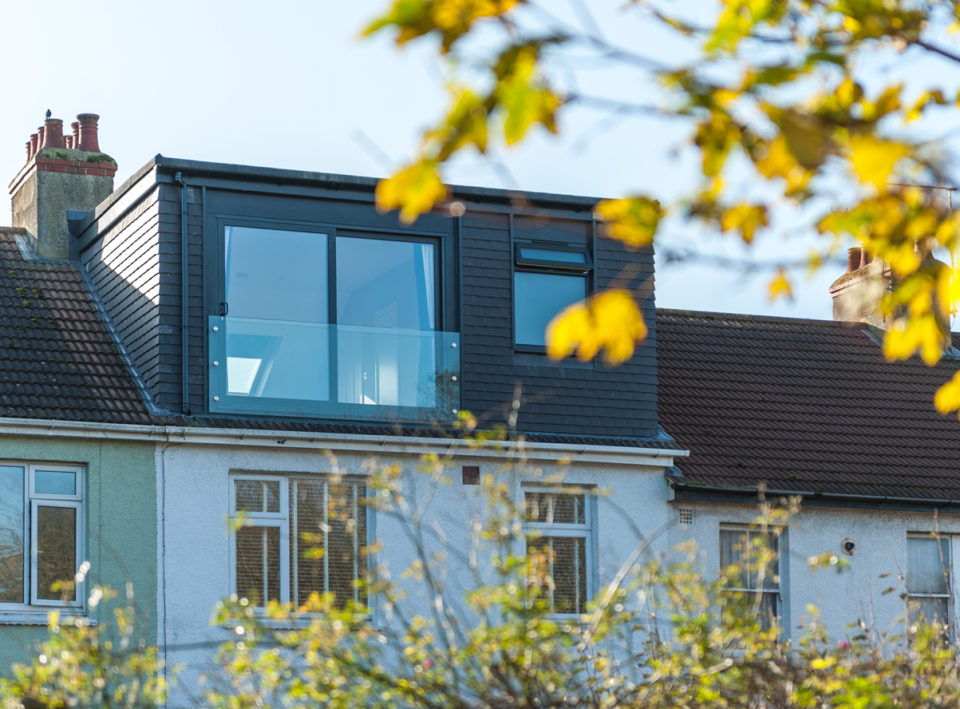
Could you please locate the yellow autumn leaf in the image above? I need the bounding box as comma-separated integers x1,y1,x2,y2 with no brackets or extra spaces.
720,203,769,243
546,289,648,364
768,268,793,301
375,160,448,223
847,135,908,190
595,197,663,248
754,135,812,196
935,371,960,414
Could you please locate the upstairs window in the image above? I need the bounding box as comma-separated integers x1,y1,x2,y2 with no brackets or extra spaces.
514,243,591,349
230,475,368,609
212,225,458,421
906,534,952,632
0,463,83,610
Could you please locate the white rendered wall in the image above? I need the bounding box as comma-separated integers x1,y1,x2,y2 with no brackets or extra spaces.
156,439,676,705
668,501,960,643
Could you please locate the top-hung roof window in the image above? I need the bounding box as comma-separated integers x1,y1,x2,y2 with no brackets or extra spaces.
513,242,592,349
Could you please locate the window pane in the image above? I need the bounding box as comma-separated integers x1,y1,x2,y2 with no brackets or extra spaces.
235,480,280,513
720,529,751,589
336,237,437,408
327,483,360,608
225,226,328,323
290,480,364,609
35,470,76,496
0,466,24,603
908,537,950,595
908,597,951,628
36,506,76,602
517,247,588,266
514,272,586,346
525,492,584,524
235,526,280,606
336,237,435,330
551,536,587,615
291,479,326,606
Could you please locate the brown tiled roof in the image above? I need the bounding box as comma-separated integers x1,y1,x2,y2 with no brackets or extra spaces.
0,230,154,425
657,309,960,501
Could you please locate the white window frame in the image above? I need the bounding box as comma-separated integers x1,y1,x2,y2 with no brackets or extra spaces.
522,485,596,617
0,463,84,612
906,533,954,634
228,473,369,609
719,524,783,627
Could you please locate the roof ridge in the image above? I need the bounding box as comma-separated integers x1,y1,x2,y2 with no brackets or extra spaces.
656,307,870,330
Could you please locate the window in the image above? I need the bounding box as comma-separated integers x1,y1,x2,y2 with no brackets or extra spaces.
229,475,367,609
0,463,83,609
719,526,781,627
212,225,458,420
514,243,591,348
523,488,594,615
906,534,952,631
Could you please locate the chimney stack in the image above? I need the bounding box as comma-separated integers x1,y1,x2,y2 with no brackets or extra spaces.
9,111,117,259
828,248,892,329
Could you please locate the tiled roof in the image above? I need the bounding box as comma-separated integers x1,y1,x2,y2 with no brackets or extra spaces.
657,309,960,501
0,230,154,425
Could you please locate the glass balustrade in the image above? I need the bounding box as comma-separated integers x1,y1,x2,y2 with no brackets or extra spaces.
209,316,459,422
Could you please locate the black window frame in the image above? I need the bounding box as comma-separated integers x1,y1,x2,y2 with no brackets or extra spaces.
202,190,460,421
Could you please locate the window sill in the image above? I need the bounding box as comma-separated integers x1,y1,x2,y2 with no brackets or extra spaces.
0,609,93,626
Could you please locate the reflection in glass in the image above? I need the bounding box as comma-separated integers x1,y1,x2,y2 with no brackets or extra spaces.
35,470,75,496
514,272,586,347
225,227,328,322
225,227,330,401
36,506,76,602
0,466,23,603
337,238,436,407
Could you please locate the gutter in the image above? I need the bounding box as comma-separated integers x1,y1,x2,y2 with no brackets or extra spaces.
669,479,960,513
0,417,689,466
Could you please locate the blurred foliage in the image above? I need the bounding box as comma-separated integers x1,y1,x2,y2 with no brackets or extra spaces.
4,456,960,706
0,582,166,708
365,0,960,412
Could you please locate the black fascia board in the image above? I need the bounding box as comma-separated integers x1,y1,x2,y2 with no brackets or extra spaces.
671,480,960,514
150,155,601,215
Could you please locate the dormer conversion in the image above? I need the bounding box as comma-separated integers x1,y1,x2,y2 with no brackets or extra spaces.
67,156,659,440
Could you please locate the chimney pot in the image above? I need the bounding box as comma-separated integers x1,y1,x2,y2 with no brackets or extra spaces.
71,121,79,148
29,133,38,158
847,247,861,273
42,118,64,149
36,126,46,150
76,113,100,152
64,136,73,149
860,249,870,269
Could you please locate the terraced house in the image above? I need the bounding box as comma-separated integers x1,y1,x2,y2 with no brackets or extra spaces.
2,111,960,703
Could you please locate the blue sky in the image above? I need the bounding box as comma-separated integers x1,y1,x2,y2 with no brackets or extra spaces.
2,0,948,321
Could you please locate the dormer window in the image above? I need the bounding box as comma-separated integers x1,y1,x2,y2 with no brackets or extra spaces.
514,242,591,349
210,223,458,421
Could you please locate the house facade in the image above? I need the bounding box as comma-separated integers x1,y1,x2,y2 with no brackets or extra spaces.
3,110,960,701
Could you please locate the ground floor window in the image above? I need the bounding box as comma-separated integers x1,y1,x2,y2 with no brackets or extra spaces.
230,475,367,608
719,525,781,627
906,534,952,633
523,487,594,616
0,463,83,609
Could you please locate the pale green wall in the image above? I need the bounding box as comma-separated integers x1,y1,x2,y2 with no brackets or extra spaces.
0,435,156,672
